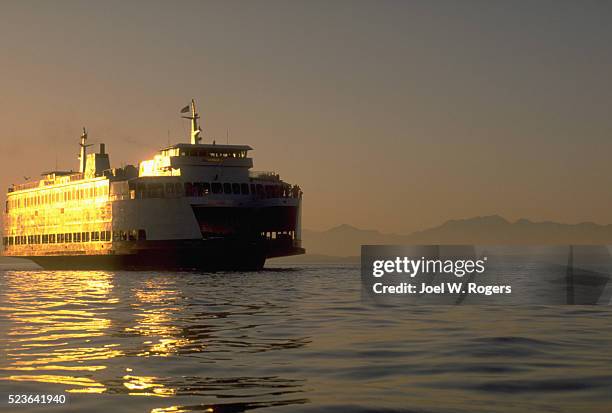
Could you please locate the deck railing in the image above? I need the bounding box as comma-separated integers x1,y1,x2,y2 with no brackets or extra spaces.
249,171,280,181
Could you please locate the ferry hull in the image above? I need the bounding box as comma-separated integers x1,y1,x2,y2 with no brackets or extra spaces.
25,238,304,271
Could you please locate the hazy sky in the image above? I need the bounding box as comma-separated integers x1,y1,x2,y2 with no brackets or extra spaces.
2,0,612,233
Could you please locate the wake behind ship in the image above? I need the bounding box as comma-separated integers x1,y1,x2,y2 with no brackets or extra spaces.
2,100,304,270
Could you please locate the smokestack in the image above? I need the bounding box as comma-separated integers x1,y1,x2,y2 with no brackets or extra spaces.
99,143,105,154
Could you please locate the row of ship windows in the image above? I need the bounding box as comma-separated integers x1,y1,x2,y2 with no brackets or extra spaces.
184,182,295,198
135,182,300,198
162,148,248,158
6,185,109,210
2,230,146,246
180,149,247,158
5,181,302,211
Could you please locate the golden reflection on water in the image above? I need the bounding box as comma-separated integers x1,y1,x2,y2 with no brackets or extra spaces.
127,278,192,358
0,271,118,393
151,407,213,413
0,269,307,412
123,374,176,397
0,271,182,397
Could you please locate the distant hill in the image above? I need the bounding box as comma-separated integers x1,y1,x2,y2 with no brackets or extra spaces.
300,225,411,258
299,215,612,257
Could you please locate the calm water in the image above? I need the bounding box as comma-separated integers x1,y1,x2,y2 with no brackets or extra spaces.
1,262,612,413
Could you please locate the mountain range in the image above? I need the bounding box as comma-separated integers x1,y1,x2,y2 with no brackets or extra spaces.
295,215,612,258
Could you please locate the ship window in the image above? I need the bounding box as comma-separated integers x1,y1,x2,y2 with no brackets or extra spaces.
13,236,18,245
83,232,89,242
223,183,232,194
128,230,137,241
103,230,111,241
135,183,144,198
147,183,164,198
174,182,182,196
203,182,210,195
91,231,100,242
232,183,240,194
194,182,203,196
65,233,72,243
185,182,194,197
42,234,49,244
241,183,249,195
256,184,264,196
212,183,222,194
49,234,55,244
138,229,146,240
120,231,128,241
250,184,255,195
165,183,175,195
74,233,81,242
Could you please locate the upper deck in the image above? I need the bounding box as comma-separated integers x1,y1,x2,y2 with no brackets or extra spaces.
139,143,254,177
6,99,298,200
8,171,84,194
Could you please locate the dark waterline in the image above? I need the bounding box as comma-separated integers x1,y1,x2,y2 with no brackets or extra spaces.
1,263,612,413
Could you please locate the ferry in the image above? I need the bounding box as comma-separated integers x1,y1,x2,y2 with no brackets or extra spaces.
2,100,304,270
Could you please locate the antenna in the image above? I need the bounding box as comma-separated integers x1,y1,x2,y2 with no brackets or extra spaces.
226,128,229,144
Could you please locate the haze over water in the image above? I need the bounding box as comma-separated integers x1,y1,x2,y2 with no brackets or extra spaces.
1,262,612,413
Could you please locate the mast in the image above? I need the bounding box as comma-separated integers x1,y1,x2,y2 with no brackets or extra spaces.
78,127,92,173
182,99,201,144
180,99,202,144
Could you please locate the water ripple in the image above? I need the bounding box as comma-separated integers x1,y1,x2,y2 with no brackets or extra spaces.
1,264,612,412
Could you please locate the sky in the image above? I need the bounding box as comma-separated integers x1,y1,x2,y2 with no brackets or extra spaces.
1,0,612,233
